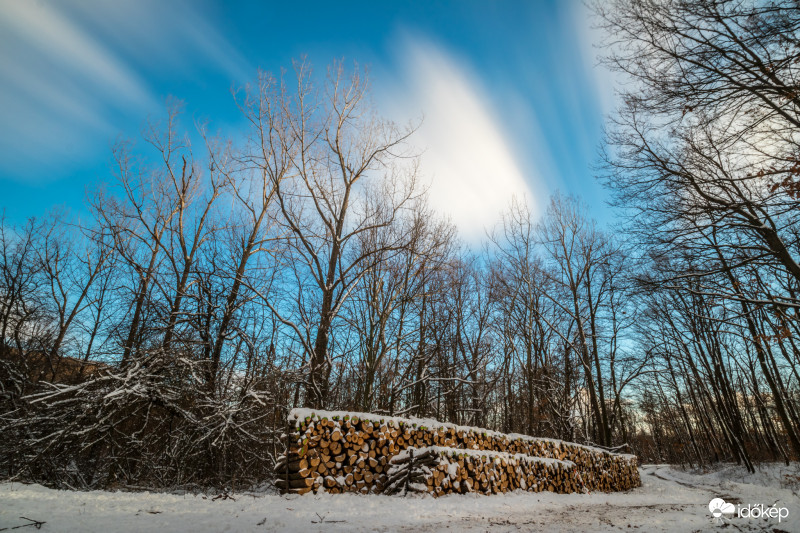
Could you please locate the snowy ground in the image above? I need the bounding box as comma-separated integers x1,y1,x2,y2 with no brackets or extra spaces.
2,464,799,532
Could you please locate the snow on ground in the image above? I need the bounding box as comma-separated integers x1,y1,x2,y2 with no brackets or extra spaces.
1,464,799,532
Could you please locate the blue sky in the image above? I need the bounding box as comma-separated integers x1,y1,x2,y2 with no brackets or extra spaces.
0,0,615,240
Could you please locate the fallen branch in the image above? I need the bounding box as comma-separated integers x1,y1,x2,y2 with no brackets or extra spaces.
0,517,47,531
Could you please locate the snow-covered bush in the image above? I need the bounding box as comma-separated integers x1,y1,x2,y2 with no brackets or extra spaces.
0,350,288,490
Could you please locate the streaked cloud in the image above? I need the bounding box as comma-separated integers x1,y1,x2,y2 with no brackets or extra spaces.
0,0,249,181
570,0,621,119
1,1,153,106
63,0,251,83
383,35,539,242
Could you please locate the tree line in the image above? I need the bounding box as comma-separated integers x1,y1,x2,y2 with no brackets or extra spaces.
595,0,800,469
1,0,798,490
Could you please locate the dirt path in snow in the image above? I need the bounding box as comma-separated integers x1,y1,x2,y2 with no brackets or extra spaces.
386,465,795,532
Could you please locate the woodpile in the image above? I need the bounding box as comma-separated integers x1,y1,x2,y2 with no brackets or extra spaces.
275,409,640,496
384,446,581,496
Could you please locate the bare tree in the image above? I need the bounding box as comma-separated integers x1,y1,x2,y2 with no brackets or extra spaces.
251,61,421,408
595,0,800,459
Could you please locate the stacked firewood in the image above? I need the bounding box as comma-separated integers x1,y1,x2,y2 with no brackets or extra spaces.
275,409,640,495
384,446,582,497
274,450,321,495
503,438,640,492
275,413,396,495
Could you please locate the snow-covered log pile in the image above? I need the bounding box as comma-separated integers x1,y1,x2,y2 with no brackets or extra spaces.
275,409,640,495
384,446,580,496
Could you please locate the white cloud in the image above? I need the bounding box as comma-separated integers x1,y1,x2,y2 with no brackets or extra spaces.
0,0,154,107
569,1,622,119
0,0,249,181
64,0,251,83
382,35,539,242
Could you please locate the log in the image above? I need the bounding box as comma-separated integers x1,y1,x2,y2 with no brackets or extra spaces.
275,477,315,489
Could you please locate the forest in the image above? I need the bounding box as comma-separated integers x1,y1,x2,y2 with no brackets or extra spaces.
1,0,799,490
